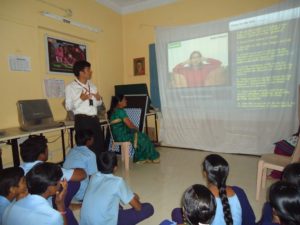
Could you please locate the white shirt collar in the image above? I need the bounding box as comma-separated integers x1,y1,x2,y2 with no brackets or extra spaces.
75,78,89,86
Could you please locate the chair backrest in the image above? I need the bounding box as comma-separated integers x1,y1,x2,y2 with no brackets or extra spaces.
124,95,148,132
291,133,300,163
106,120,114,142
124,108,142,129
108,108,142,157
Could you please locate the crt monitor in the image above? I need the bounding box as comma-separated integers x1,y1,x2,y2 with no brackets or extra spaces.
114,83,152,111
17,99,54,125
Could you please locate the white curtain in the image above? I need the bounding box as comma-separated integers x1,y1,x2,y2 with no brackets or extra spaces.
155,0,300,155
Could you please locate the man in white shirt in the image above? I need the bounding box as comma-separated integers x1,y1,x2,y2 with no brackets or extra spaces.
65,60,105,158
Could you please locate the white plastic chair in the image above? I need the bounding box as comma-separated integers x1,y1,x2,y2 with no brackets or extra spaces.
107,108,142,170
256,137,300,200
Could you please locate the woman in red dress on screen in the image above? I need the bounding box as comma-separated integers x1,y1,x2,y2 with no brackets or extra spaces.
172,51,222,87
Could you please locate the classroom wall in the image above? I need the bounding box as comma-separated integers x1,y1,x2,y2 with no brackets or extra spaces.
0,0,123,166
0,0,123,129
0,0,283,166
0,1,286,126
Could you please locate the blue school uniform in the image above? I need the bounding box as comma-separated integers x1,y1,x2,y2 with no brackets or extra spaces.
20,160,74,180
80,172,134,225
2,194,63,225
211,194,242,225
231,186,256,225
0,196,10,224
171,186,255,225
259,202,280,225
20,160,75,207
63,146,97,200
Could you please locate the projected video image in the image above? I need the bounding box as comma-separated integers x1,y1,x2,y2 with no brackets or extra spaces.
168,33,229,88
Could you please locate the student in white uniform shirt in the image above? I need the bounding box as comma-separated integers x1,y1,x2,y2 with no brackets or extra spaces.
2,163,68,225
19,135,86,208
0,167,27,224
63,129,98,201
65,60,106,158
80,151,154,225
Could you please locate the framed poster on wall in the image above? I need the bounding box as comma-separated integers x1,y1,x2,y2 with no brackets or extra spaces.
46,36,87,74
133,57,145,76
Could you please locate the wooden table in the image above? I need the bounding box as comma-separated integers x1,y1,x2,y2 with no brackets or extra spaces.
0,120,108,170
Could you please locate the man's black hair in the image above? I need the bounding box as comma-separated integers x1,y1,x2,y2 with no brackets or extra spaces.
73,60,91,77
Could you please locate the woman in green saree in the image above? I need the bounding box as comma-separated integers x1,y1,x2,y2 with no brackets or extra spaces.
107,95,160,164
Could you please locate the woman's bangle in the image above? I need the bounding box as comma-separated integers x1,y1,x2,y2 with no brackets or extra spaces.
59,211,67,215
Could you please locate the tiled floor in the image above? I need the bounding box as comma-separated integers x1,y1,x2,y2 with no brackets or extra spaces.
74,147,277,224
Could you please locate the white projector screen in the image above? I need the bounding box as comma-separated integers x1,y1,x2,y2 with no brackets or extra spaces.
155,1,300,154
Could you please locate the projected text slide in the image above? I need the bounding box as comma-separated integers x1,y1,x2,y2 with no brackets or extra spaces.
230,7,300,109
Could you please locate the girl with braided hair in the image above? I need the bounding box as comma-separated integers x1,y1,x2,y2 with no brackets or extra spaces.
170,154,255,225
203,154,242,225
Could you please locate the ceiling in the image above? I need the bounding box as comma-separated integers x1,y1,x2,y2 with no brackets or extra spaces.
96,0,178,15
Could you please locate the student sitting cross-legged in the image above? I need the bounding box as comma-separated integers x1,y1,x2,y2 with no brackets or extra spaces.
2,163,68,225
63,129,98,202
0,167,28,222
80,151,154,225
19,135,86,225
19,135,86,207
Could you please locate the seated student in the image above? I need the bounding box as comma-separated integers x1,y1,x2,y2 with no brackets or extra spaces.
203,154,255,225
19,135,86,206
2,163,68,225
161,184,216,225
171,154,255,225
261,181,300,225
0,167,27,221
19,135,85,225
63,129,98,201
80,151,154,225
259,162,300,225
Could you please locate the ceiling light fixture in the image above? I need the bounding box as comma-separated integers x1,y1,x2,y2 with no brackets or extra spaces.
41,11,101,33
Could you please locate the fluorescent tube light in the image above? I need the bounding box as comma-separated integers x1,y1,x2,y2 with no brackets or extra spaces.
41,11,101,33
